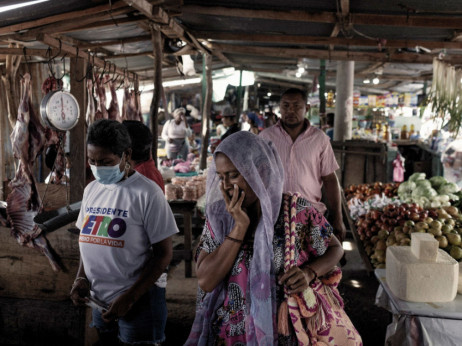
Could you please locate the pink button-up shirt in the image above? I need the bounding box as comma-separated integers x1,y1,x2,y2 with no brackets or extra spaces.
259,120,339,214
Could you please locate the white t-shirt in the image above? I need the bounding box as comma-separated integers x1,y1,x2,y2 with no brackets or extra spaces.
76,171,178,304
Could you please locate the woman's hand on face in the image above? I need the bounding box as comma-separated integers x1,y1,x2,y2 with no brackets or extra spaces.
70,280,90,307
278,266,312,295
220,182,250,229
101,292,135,323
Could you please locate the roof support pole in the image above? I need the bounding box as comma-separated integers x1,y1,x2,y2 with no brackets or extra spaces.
200,53,213,170
319,59,326,115
334,60,354,141
149,25,163,166
69,56,86,202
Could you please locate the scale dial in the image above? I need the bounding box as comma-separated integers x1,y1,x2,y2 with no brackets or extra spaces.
40,90,80,131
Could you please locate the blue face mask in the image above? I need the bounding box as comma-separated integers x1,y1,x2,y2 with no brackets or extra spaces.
90,154,125,185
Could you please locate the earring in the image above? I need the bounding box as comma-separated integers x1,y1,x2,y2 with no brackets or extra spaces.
125,162,131,170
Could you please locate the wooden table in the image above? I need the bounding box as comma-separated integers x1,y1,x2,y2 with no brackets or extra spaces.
168,200,197,278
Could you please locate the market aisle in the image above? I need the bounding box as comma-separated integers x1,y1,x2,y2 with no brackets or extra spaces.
164,233,391,346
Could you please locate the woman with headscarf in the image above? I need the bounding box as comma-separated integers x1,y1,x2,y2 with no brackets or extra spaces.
161,107,192,160
187,131,361,345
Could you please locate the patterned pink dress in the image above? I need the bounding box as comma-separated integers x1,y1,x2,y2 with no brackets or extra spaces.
196,194,362,345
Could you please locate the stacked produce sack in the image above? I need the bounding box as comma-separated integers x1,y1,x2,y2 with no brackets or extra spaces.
345,173,462,268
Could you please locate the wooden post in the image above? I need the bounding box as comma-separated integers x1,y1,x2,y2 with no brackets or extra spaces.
150,25,163,165
319,59,326,115
69,57,87,203
200,53,212,170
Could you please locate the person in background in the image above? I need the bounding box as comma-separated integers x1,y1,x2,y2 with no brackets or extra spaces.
70,119,178,346
161,107,192,160
325,112,335,140
220,113,240,140
123,120,165,193
186,132,361,345
264,106,278,128
246,111,261,134
215,115,227,137
259,88,347,242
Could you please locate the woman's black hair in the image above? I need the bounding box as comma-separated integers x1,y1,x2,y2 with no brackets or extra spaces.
122,120,153,162
87,119,131,157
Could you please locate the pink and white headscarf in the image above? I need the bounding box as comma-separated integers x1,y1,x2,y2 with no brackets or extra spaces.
187,131,284,345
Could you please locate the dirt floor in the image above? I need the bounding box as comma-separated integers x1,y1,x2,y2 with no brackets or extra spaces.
163,232,391,345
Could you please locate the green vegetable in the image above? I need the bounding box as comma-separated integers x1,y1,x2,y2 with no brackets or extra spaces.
412,186,438,198
415,179,432,189
438,182,460,194
429,176,448,189
408,173,426,182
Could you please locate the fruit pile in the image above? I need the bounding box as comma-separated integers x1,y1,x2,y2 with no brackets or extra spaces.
355,204,462,268
344,182,400,201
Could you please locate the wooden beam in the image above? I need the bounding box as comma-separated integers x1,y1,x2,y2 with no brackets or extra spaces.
69,57,86,204
182,5,462,29
194,31,462,50
37,34,137,80
329,0,349,51
123,0,169,24
5,7,133,42
256,77,306,89
0,1,129,35
79,35,152,49
213,43,462,64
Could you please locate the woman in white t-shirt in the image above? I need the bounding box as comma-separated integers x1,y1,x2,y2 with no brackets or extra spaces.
161,107,192,160
70,119,178,345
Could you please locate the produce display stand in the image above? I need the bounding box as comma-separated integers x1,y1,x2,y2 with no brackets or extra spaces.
341,193,375,274
375,269,462,345
332,140,394,188
169,200,197,278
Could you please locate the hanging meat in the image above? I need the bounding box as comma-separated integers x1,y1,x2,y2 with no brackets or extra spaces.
106,76,122,122
94,73,108,120
6,73,60,272
86,78,96,126
135,91,143,122
121,82,138,121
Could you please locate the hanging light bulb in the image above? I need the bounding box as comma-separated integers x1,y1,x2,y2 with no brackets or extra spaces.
297,66,305,74
295,72,302,78
372,77,380,85
363,78,370,84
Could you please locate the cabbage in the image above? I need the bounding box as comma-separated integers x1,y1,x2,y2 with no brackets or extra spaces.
447,193,459,201
398,181,416,194
415,179,432,189
429,176,447,189
438,182,460,194
411,186,437,198
408,172,426,182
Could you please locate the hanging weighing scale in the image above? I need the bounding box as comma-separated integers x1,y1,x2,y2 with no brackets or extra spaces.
40,89,80,132
34,89,81,233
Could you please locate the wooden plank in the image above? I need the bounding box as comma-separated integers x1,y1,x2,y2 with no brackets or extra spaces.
3,7,133,41
69,57,86,204
79,35,152,49
214,42,462,64
0,1,128,35
195,31,462,50
182,5,462,29
37,34,137,81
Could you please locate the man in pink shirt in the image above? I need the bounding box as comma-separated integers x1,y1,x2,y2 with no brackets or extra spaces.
260,88,346,241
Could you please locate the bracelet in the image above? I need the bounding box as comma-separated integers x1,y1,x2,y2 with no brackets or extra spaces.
225,235,244,244
305,265,318,287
